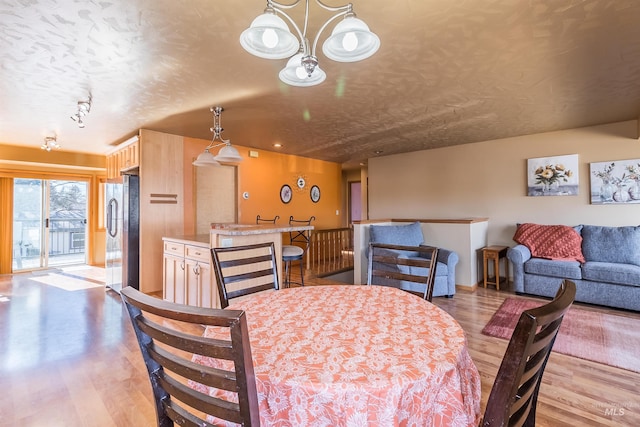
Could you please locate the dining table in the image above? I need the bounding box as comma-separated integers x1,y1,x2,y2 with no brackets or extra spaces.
191,285,481,427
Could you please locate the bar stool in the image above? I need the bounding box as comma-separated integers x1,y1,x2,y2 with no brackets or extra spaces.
256,214,280,224
282,216,315,287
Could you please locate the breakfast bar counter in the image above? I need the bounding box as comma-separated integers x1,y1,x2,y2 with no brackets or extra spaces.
162,223,313,308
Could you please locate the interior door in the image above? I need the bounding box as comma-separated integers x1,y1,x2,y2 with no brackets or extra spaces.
195,165,237,234
349,181,362,223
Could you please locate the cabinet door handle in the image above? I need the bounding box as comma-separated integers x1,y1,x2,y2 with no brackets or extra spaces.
193,263,200,275
180,261,185,270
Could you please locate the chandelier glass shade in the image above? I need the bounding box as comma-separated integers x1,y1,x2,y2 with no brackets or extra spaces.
278,53,327,86
193,106,243,167
240,0,379,87
240,11,299,59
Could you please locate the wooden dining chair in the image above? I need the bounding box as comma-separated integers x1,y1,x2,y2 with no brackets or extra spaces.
256,214,279,224
282,215,315,287
367,242,439,302
480,279,576,427
120,287,260,427
211,242,279,309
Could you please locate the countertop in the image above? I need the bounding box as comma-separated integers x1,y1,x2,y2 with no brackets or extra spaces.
209,223,314,236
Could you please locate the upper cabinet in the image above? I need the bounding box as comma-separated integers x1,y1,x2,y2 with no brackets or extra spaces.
106,138,139,179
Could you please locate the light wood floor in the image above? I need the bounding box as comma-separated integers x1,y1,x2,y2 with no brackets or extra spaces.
1,269,639,426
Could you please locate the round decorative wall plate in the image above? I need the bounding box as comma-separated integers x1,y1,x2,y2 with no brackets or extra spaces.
280,184,292,204
297,176,306,189
310,185,320,203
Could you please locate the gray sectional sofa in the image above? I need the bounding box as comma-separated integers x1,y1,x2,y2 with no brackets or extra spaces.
368,221,459,297
508,224,640,311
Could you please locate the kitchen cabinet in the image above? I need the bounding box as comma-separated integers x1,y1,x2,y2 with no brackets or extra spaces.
139,130,184,294
162,236,216,308
106,138,139,179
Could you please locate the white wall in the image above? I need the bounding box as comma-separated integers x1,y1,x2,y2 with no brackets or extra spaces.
368,120,640,247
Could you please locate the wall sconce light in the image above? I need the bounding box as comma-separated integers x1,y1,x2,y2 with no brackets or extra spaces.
70,96,92,128
41,135,61,151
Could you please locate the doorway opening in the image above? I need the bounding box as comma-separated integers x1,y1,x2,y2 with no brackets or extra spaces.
349,181,362,224
12,179,88,272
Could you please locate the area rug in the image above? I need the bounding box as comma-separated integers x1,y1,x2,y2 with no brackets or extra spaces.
482,297,640,373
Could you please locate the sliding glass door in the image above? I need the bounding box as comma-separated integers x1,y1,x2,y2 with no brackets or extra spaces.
12,179,88,271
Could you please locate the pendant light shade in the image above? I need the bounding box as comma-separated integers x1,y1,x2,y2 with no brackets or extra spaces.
279,53,326,87
240,11,300,60
322,16,380,62
193,149,221,167
214,144,243,163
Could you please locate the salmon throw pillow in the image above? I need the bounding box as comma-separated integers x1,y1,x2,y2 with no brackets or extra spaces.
514,223,585,263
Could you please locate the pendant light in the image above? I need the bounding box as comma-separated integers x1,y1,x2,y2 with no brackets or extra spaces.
193,106,243,167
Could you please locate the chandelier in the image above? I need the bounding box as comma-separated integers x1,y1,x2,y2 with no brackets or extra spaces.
240,0,380,87
193,107,244,167
41,135,60,151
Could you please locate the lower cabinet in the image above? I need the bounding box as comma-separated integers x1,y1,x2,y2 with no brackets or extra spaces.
163,238,217,308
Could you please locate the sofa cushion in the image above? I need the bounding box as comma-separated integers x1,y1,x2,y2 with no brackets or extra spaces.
524,258,582,280
581,261,640,287
369,222,424,246
581,225,640,266
514,223,585,263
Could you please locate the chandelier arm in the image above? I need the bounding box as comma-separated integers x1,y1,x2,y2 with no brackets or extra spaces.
311,8,349,57
270,6,306,49
204,141,230,150
315,0,353,13
267,0,303,10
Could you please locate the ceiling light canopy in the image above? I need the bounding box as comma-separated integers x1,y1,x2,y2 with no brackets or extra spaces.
193,106,244,167
240,0,380,87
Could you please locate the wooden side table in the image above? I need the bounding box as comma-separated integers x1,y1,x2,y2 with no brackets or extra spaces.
482,245,509,290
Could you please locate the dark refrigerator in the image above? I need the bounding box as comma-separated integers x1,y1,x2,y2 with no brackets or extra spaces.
105,173,140,292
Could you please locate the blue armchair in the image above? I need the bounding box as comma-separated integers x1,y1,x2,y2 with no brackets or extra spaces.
369,222,458,297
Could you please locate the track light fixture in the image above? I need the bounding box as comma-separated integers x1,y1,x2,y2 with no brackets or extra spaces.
41,135,60,151
241,0,380,87
70,95,92,128
193,106,244,167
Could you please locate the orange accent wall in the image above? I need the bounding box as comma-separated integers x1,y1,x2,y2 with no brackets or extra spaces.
0,143,107,267
183,137,343,231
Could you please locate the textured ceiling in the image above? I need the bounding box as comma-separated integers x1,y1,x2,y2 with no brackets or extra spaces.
1,0,640,168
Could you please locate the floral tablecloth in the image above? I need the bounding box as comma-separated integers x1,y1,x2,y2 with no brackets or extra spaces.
192,285,481,427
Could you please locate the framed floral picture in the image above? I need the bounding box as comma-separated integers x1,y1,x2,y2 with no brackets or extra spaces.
527,154,579,196
590,159,640,204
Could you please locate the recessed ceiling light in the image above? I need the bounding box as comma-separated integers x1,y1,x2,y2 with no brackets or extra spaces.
374,150,383,154
273,143,282,148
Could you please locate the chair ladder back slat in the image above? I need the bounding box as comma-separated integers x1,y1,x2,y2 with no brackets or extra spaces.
164,403,216,427
222,268,279,286
226,283,279,300
148,344,238,391
157,373,243,424
137,316,234,360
